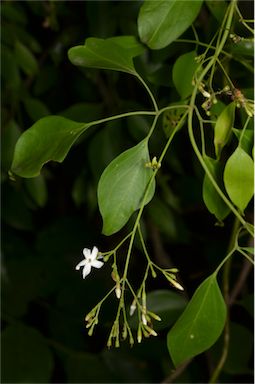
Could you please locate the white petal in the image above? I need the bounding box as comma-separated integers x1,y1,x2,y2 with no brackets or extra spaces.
82,264,91,279
83,248,91,259
75,260,87,270
90,246,98,261
91,260,104,269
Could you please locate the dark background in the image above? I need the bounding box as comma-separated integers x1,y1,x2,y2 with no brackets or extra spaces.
1,1,253,383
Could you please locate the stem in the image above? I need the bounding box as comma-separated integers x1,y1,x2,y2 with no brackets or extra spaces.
188,0,251,233
175,39,254,72
121,112,188,291
136,73,159,112
209,218,240,383
238,115,251,147
88,110,157,128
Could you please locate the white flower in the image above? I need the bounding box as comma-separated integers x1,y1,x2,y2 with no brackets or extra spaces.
75,246,104,279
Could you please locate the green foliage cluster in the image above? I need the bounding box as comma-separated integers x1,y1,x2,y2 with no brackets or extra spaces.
1,1,254,383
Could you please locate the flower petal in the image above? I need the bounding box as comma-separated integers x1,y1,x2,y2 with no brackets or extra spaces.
83,248,91,259
91,260,104,269
75,259,87,270
82,264,91,279
90,246,98,261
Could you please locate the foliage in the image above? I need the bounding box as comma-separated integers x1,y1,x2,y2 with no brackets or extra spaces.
1,1,254,383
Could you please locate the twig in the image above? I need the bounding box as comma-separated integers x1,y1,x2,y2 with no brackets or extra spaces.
229,259,253,306
161,359,191,383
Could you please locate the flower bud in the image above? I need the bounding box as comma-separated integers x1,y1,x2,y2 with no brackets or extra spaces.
129,300,136,316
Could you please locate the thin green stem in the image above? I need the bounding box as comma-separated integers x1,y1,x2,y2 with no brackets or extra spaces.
176,39,254,72
238,115,251,147
88,110,157,128
210,218,240,383
136,73,159,112
235,4,254,34
237,248,254,264
216,58,235,88
188,0,251,233
121,112,187,292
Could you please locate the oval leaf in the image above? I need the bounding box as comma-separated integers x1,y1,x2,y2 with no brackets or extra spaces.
11,116,89,178
68,36,145,75
224,147,254,213
98,140,155,235
202,156,230,221
138,0,203,49
167,274,226,367
172,51,199,99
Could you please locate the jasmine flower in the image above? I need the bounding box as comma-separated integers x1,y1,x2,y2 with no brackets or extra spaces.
75,246,104,279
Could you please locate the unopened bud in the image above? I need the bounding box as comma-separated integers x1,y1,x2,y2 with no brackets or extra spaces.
142,313,147,325
130,300,136,316
115,284,121,299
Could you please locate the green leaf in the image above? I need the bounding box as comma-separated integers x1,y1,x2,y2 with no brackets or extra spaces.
214,102,236,159
68,36,145,75
1,324,53,383
223,147,254,212
202,156,230,221
233,128,254,155
98,139,155,235
167,274,226,367
172,51,199,99
11,116,89,178
14,40,38,76
138,0,203,49
229,38,254,58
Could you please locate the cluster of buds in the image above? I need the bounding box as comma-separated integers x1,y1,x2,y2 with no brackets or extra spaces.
107,319,134,348
145,156,161,170
85,305,101,336
198,83,218,116
231,88,254,117
229,33,243,43
129,291,161,344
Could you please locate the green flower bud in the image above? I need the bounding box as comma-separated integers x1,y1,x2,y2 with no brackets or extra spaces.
214,102,236,159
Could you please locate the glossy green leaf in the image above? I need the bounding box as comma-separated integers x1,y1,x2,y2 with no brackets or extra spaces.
172,51,199,99
138,0,203,49
167,274,226,367
98,139,155,235
202,156,230,221
14,40,38,76
1,324,53,383
224,147,254,212
11,116,90,178
214,102,236,159
233,128,254,155
68,36,145,75
229,38,254,58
